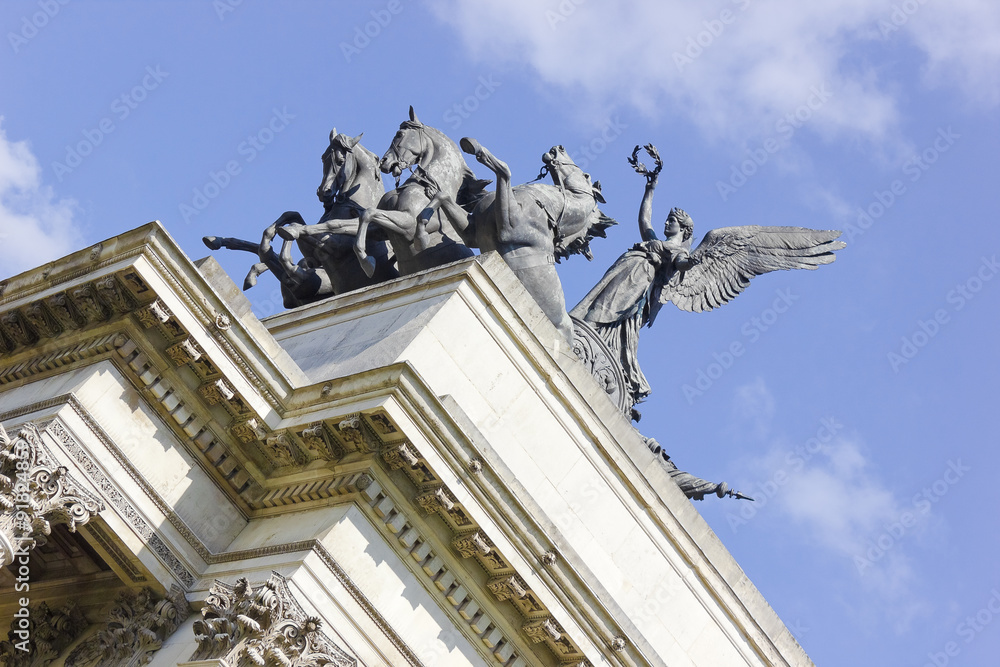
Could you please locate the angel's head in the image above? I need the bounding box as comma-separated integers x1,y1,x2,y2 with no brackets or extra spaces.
665,208,693,241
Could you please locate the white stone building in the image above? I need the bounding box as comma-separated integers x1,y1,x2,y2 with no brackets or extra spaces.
0,222,813,666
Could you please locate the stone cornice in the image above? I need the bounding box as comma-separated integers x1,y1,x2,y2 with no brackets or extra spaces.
0,226,808,666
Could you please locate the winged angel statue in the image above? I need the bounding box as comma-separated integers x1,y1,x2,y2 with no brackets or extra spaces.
571,145,845,415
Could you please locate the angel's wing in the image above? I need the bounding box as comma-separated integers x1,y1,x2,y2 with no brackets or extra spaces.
656,226,844,313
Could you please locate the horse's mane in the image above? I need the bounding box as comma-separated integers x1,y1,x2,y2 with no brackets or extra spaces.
397,122,492,207
555,208,617,262
351,142,382,186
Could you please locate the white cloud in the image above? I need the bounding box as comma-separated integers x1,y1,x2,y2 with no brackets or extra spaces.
429,0,1000,146
749,431,937,628
0,119,81,279
731,377,776,439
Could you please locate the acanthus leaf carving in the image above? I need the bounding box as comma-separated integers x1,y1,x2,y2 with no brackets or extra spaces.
452,530,492,558
263,432,306,466
231,417,267,444
0,311,37,347
45,293,86,331
300,423,346,461
95,275,136,314
70,284,110,323
22,303,61,339
64,586,190,667
523,617,562,644
189,572,356,667
382,442,419,470
0,601,89,667
415,485,455,515
165,338,202,366
198,378,235,406
0,421,104,567
487,574,528,602
334,415,375,454
136,299,171,329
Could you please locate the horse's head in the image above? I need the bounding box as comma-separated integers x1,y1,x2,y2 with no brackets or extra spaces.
318,129,363,202
381,106,427,179
541,145,604,201
541,146,616,261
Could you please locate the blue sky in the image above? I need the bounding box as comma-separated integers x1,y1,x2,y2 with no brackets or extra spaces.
2,1,998,664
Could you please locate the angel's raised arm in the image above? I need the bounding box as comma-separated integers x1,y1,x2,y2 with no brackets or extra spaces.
628,144,662,242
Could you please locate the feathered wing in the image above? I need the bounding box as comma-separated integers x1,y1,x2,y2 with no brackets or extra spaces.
656,226,845,313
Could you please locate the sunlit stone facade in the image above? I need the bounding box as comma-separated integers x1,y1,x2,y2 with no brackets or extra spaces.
0,222,812,666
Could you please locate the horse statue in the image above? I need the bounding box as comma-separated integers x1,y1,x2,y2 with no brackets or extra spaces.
205,129,397,309
352,107,489,277
202,224,332,310
274,129,397,291
418,139,616,344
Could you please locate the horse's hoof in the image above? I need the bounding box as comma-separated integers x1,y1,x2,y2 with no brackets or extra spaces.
460,137,482,157
276,225,298,241
361,256,376,278
203,236,223,250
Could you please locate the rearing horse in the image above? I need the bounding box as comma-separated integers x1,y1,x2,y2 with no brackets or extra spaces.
353,107,487,277
418,140,616,343
276,129,397,291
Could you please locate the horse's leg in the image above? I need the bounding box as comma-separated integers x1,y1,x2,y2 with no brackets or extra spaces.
366,209,420,241
417,192,471,251
461,138,512,232
354,209,378,278
243,262,270,289
272,211,308,240
203,236,260,254
278,238,299,275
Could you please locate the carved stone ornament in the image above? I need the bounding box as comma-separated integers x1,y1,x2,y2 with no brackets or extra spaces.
334,415,374,454
232,417,267,443
452,530,492,558
71,284,110,322
0,422,104,567
571,317,630,416
0,601,89,667
165,338,202,365
523,618,562,644
46,293,86,331
136,299,171,328
487,574,528,601
0,311,37,347
22,303,60,339
95,275,135,313
382,442,419,470
415,485,455,514
190,572,356,667
64,587,190,667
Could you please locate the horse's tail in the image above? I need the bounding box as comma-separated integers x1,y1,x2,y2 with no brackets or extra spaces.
457,168,493,212
554,209,617,262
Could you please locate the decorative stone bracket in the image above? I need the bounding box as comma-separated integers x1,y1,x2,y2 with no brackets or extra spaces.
0,601,89,667
189,572,356,667
64,587,190,667
0,422,104,567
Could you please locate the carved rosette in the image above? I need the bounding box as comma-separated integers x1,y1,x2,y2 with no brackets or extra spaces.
0,601,89,667
571,317,630,415
0,422,104,567
190,572,356,667
64,587,190,667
